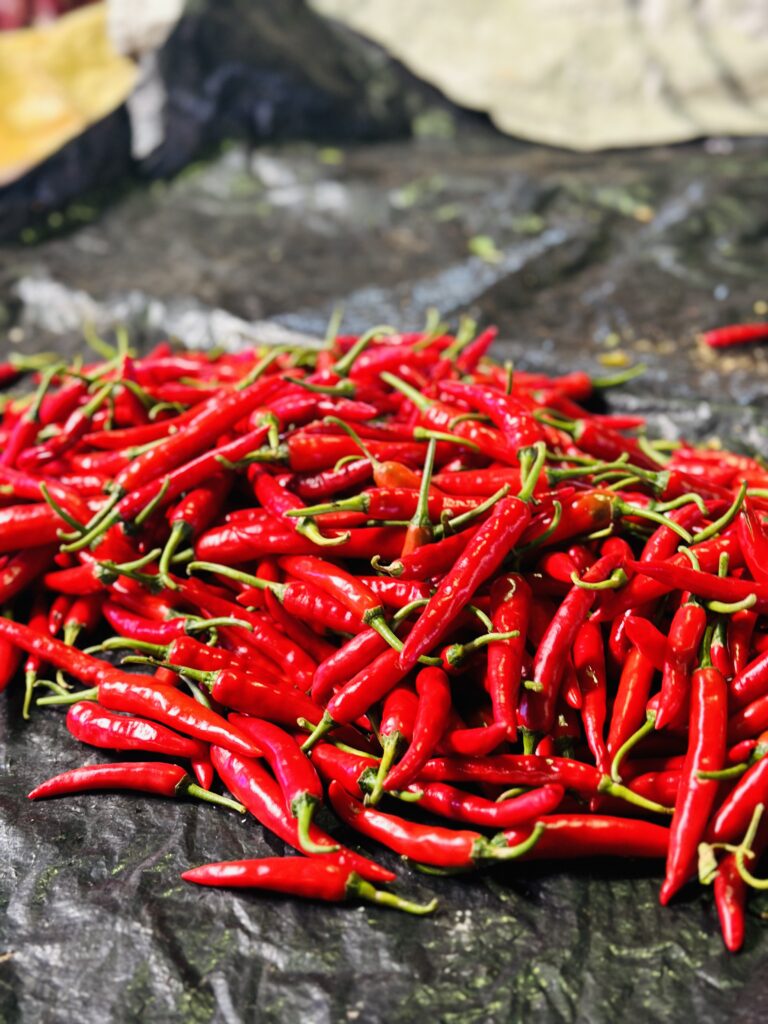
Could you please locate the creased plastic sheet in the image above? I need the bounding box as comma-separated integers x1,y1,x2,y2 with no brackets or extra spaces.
2,135,768,1023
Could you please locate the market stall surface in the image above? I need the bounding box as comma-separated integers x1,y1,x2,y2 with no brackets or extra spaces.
2,131,768,1023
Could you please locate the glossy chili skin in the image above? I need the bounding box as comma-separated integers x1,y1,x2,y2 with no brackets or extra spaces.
486,573,530,738
497,815,669,860
655,601,707,731
229,714,323,819
29,762,197,800
398,496,532,670
573,620,610,775
209,746,393,884
182,857,367,902
382,667,452,792
660,666,728,905
707,756,768,844
66,701,208,760
93,679,262,760
519,552,621,736
417,754,602,796
328,779,487,868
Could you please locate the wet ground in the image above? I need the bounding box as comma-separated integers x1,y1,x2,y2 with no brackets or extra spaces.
2,128,768,1023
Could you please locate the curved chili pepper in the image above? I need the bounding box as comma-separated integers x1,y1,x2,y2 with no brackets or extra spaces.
398,495,533,672
28,761,244,811
66,701,208,760
485,573,530,738
702,322,768,348
327,781,542,868
417,754,602,796
660,665,728,905
519,552,623,737
708,757,768,844
655,600,707,731
181,856,436,914
573,620,610,775
209,746,393,884
229,715,332,854
496,814,669,860
376,666,451,795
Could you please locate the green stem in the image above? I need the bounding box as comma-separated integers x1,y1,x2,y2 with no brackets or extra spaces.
333,325,395,377
691,480,747,545
610,712,655,783
294,795,339,853
364,734,401,806
184,782,245,814
481,821,546,860
598,777,673,815
591,363,647,388
348,876,439,915
570,568,627,591
734,803,768,890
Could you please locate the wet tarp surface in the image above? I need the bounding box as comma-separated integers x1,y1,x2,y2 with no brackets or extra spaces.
2,131,768,1023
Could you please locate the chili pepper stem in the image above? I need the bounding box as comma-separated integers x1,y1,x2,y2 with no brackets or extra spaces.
158,521,189,588
347,875,438,915
365,733,400,806
183,781,247,814
22,668,37,720
38,686,98,707
482,821,546,860
610,712,656,783
597,776,673,815
293,795,339,854
301,712,335,752
734,803,768,889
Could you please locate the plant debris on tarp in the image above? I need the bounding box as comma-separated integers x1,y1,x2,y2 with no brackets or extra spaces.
2,133,768,1023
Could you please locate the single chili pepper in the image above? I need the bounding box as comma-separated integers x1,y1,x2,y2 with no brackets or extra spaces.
496,814,669,860
157,476,231,584
327,781,543,868
437,722,508,757
254,559,336,663
626,769,680,807
28,760,244,811
708,757,768,845
439,380,546,450
229,715,332,854
728,691,768,744
712,817,768,951
252,469,350,548
278,555,401,650
702,322,768,348
728,609,757,676
606,647,657,760
356,577,432,610
729,647,768,708
0,504,66,553
376,529,473,581
209,746,394,884
573,620,610,775
195,518,405,565
621,615,666,672
432,467,528,496
293,458,373,501
398,492,535,672
655,599,707,731
485,573,530,738
181,856,436,914
66,701,208,760
82,404,201,450
417,754,602,796
363,685,419,799
519,552,623,737
660,661,728,905
370,666,452,798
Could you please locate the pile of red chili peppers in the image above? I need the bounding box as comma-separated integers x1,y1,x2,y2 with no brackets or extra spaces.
3,323,768,943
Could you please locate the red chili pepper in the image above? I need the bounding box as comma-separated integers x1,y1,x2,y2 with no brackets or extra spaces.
327,781,542,868
229,715,330,854
713,817,768,951
486,573,530,738
417,754,602,796
377,666,451,794
728,609,757,676
655,600,707,731
729,647,768,708
519,552,623,736
293,458,373,501
623,615,667,671
398,495,532,671
66,701,208,760
0,504,65,553
496,814,669,860
209,746,393,884
708,757,768,845
573,620,609,775
439,380,546,450
702,322,768,348
660,665,727,905
28,761,243,811
181,856,435,913
437,722,507,757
